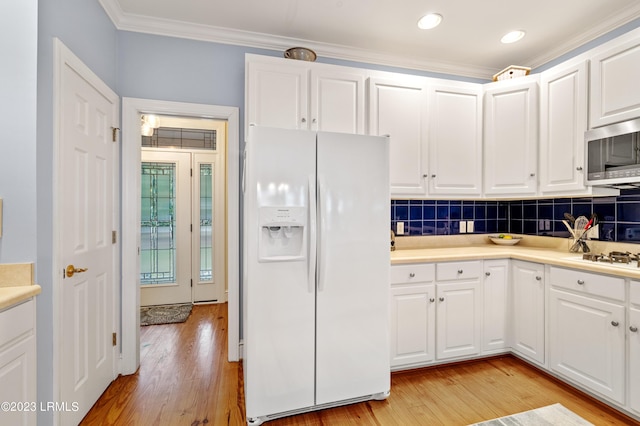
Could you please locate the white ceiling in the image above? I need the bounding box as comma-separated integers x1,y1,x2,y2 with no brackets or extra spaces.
100,0,640,80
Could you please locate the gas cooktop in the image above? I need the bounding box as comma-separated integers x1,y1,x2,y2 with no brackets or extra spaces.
566,251,640,269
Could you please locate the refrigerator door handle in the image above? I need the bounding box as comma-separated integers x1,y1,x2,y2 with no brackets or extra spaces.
317,176,327,292
307,175,317,293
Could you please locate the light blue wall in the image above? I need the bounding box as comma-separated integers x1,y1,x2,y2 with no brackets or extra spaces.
0,1,37,263
36,0,117,423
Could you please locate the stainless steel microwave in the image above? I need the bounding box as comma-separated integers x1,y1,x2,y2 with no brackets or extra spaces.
586,118,640,187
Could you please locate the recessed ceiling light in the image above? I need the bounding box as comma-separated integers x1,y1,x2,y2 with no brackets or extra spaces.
417,13,443,30
501,30,526,44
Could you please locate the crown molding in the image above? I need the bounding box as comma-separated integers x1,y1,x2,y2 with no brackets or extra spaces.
524,3,640,69
100,0,640,80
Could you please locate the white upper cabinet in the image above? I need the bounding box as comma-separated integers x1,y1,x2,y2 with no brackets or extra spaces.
539,60,588,194
590,29,640,128
245,55,366,135
246,57,309,131
427,82,483,196
483,77,539,196
310,68,365,134
368,75,428,196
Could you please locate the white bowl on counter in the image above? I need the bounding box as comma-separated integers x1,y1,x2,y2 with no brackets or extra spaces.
488,235,522,245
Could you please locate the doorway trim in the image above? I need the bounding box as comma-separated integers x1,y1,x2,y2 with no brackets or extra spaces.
121,98,240,374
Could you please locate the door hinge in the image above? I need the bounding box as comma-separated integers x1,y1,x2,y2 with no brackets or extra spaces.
112,332,117,346
111,127,120,142
112,230,117,244
190,224,193,232
190,279,193,288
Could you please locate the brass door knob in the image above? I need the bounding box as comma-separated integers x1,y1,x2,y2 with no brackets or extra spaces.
66,264,88,278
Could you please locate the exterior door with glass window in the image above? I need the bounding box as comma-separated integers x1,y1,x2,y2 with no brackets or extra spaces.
140,151,192,306
140,150,223,306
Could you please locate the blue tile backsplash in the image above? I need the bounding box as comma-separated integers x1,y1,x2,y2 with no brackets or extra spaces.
391,189,640,243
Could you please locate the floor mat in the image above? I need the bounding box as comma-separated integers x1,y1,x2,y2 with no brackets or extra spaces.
469,403,593,426
140,303,192,326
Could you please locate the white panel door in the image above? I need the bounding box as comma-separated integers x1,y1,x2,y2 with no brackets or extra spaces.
428,83,483,196
540,61,588,194
243,127,316,419
549,289,625,403
630,306,640,415
484,79,538,196
315,132,390,404
59,49,118,425
310,68,366,134
511,261,545,364
390,284,435,367
436,281,482,360
246,60,309,131
369,76,428,196
590,36,640,127
482,260,509,352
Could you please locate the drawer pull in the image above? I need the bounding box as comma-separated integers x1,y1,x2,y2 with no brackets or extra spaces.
439,297,445,302
429,298,435,303
611,321,619,327
457,269,463,274
535,276,542,281
485,272,491,276
577,279,585,285
630,326,638,333
409,273,415,278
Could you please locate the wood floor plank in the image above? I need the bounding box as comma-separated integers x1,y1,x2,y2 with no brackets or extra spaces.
80,304,639,425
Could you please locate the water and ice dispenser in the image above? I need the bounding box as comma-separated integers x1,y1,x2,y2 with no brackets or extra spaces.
258,206,306,262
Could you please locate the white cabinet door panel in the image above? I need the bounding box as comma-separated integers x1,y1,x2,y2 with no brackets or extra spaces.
310,69,365,134
436,281,481,360
390,284,435,367
483,260,509,352
549,289,625,404
630,306,640,415
511,261,545,364
369,76,428,196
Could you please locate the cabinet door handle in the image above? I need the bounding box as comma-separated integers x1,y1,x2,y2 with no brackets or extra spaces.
301,117,307,123
530,173,535,177
535,276,542,281
576,166,583,171
429,298,435,303
431,174,436,178
611,321,619,327
630,326,638,333
485,272,491,276
457,269,463,274
312,118,317,124
577,279,585,285
439,297,445,302
409,273,415,278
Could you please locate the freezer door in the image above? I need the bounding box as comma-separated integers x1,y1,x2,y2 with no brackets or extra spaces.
315,131,391,404
244,126,317,418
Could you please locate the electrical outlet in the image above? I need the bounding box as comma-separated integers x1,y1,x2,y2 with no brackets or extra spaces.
396,221,405,235
467,220,474,233
544,220,551,231
460,221,467,233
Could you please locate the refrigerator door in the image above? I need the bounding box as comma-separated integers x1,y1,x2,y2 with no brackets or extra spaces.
244,126,317,418
315,131,391,404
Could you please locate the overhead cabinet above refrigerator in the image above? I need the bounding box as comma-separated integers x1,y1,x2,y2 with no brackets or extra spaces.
242,126,390,425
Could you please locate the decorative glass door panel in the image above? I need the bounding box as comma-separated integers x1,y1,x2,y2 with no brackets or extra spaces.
140,151,192,306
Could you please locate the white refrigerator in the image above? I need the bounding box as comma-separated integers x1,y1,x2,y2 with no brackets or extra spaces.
243,126,390,424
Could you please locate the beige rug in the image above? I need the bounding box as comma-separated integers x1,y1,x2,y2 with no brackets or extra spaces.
470,403,593,426
140,303,192,326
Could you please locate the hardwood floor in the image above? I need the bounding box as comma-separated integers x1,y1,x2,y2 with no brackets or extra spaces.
81,304,638,425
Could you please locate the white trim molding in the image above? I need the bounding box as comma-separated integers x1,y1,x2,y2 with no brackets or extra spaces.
121,98,240,374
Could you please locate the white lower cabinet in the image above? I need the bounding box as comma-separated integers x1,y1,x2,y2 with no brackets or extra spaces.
482,260,509,352
0,299,36,426
510,260,545,364
630,281,640,415
390,264,435,368
435,261,482,360
549,267,626,405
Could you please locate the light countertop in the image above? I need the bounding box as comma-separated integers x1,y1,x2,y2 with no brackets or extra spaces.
391,234,640,280
0,263,41,310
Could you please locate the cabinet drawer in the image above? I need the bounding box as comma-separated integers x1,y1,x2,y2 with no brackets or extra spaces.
550,266,625,301
631,281,640,306
391,263,435,285
437,261,482,281
0,299,34,347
